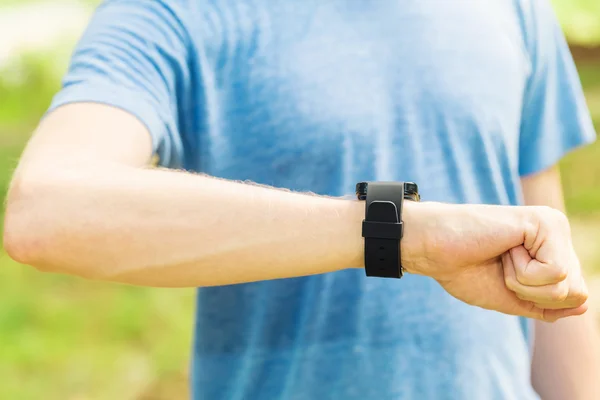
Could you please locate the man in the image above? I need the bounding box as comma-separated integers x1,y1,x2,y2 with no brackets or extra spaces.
4,0,600,398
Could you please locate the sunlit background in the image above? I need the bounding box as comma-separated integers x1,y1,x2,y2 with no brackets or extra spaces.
1,1,599,399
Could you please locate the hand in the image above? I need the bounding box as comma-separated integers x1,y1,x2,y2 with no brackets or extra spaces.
402,202,588,322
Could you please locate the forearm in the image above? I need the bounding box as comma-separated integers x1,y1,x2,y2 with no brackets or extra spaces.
532,311,600,399
5,164,367,287
4,156,529,289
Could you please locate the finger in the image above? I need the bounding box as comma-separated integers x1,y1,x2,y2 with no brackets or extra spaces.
508,275,588,310
539,301,589,322
510,281,571,306
513,287,587,309
498,254,585,322
510,245,567,287
506,293,587,322
527,275,589,310
506,267,587,309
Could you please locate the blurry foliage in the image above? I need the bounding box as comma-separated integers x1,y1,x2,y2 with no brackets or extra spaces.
0,254,194,399
0,54,63,129
560,62,600,215
0,0,98,5
552,0,600,46
0,17,193,398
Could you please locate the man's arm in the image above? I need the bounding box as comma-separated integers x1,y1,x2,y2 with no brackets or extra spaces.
3,103,368,287
523,166,600,399
1,102,589,324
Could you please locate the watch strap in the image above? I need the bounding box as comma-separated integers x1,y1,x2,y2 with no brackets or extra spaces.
362,182,405,278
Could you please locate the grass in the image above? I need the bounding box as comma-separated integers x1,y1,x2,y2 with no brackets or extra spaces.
0,27,600,400
0,254,194,399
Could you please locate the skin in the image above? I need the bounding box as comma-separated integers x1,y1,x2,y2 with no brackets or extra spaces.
2,103,589,322
2,103,599,397
522,167,600,399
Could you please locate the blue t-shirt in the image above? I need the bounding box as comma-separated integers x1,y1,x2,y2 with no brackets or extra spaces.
50,0,596,398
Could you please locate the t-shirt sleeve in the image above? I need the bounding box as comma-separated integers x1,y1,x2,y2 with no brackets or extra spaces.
48,0,191,168
518,0,596,177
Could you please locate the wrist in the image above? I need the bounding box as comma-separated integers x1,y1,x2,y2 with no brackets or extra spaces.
341,198,368,270
401,201,432,275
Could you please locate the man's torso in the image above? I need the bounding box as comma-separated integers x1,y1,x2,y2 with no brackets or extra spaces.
178,1,538,399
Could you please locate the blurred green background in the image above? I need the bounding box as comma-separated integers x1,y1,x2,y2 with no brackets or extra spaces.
0,1,599,399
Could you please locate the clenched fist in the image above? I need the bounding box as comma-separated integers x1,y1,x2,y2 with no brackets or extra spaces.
401,202,588,322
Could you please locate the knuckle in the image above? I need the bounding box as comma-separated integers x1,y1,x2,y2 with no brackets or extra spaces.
538,307,558,323
536,260,567,283
536,205,554,217
527,302,543,320
539,308,553,322
549,283,569,302
571,290,588,306
553,265,568,282
551,208,571,230
582,285,590,300
536,206,570,230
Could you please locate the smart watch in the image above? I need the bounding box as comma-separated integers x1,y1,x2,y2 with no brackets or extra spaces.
356,181,420,278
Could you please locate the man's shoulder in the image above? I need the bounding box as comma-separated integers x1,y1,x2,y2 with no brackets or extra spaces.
95,0,198,32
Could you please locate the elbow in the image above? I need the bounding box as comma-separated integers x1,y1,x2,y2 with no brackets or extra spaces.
4,205,41,268
4,184,38,268
4,224,87,276
3,220,30,266
4,166,130,281
3,173,58,272
3,228,41,269
4,171,112,280
4,173,31,264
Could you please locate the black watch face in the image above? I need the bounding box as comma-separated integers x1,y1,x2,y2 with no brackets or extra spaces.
355,181,420,201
